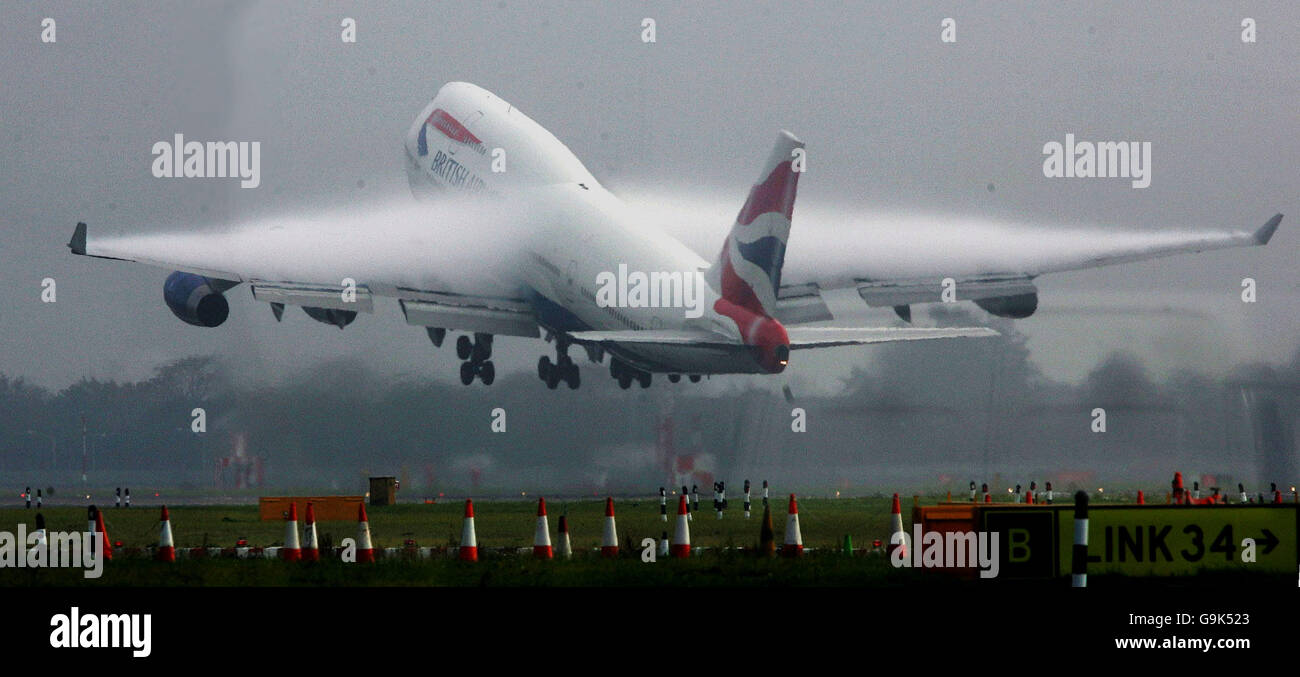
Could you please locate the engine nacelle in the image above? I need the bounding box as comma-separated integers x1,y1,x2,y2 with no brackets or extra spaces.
974,292,1038,319
163,271,229,327
302,306,357,329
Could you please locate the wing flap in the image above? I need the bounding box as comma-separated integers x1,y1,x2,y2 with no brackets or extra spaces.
566,328,736,347
251,282,375,313
399,297,539,338
855,277,1037,307
775,283,835,324
786,326,998,349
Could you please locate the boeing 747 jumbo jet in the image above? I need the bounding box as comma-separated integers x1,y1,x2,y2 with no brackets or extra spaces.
69,82,1281,389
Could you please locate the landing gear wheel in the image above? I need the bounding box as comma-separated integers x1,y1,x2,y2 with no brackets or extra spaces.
546,366,561,389
668,374,681,383
479,361,495,385
472,340,492,363
637,371,652,388
564,363,580,389
610,359,621,380
538,356,553,381
689,374,701,383
456,335,473,361
617,372,633,389
459,361,475,385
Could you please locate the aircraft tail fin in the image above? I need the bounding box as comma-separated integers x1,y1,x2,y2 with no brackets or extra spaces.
707,130,803,317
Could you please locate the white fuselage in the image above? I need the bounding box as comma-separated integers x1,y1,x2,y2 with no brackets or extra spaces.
404,82,762,374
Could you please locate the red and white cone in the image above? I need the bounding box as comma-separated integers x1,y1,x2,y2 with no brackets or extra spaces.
89,506,112,561
302,503,319,562
557,515,572,559
356,503,375,563
459,499,478,562
533,497,553,559
671,495,691,558
1137,490,1145,505
281,502,301,561
601,497,619,558
887,493,908,560
782,494,804,557
157,505,175,563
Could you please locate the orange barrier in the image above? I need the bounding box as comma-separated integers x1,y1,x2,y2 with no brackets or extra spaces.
259,496,364,522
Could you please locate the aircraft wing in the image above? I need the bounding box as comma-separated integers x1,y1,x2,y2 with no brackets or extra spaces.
567,326,998,349
627,190,1282,325
67,202,542,337
775,213,1283,323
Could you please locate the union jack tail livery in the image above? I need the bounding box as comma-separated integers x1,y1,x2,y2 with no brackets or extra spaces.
708,130,804,318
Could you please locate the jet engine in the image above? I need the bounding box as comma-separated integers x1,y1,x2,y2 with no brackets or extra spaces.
163,271,230,327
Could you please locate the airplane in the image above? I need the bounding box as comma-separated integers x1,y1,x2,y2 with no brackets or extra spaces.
68,82,1282,389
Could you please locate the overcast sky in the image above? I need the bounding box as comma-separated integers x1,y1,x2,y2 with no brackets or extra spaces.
2,1,1297,392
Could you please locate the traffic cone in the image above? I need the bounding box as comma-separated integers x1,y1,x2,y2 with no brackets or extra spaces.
533,497,553,559
1136,490,1145,505
281,502,301,561
658,530,669,558
356,503,375,563
946,490,952,502
557,515,572,559
303,503,320,562
157,506,175,563
782,494,803,557
1025,490,1034,505
88,506,112,561
671,495,690,558
1172,472,1185,504
600,497,619,558
758,503,776,557
32,513,47,556
887,493,907,560
459,499,478,562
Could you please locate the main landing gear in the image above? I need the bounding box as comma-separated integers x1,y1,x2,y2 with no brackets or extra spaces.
456,333,495,385
609,358,651,389
538,338,580,390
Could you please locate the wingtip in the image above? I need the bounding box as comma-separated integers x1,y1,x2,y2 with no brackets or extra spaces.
1254,213,1282,245
68,222,87,255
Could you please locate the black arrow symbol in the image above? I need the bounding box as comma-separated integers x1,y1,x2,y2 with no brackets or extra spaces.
1256,529,1279,555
